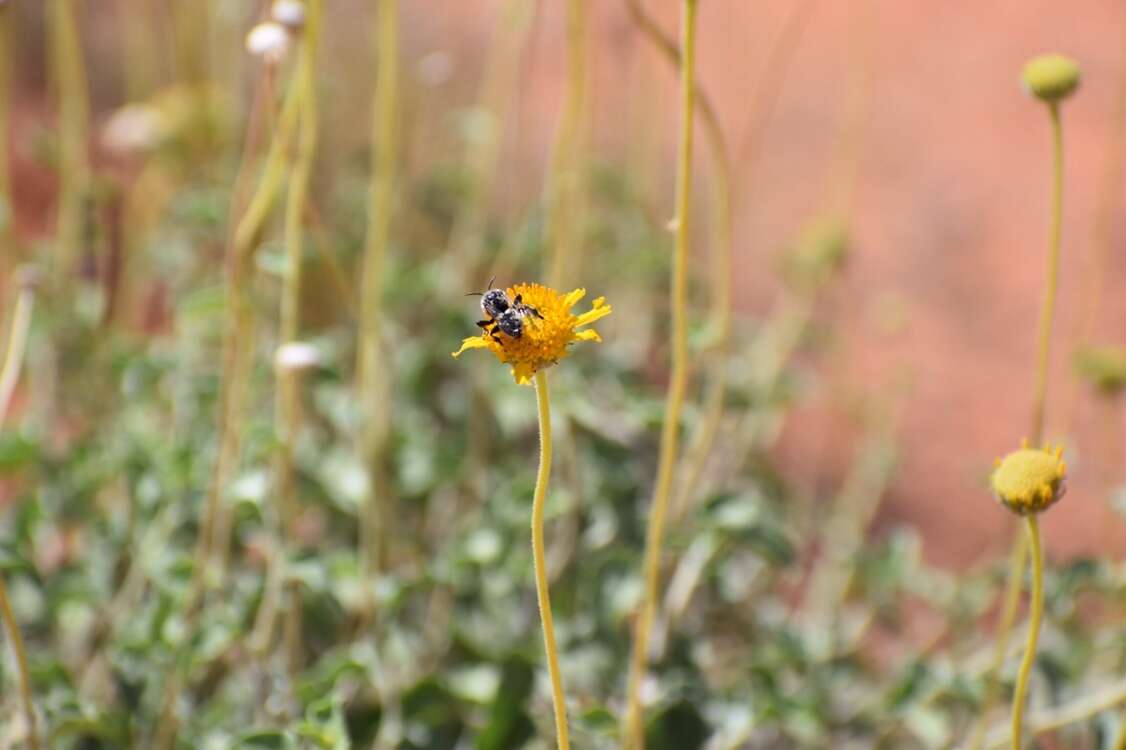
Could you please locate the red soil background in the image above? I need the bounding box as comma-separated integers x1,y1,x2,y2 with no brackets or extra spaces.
9,1,1126,568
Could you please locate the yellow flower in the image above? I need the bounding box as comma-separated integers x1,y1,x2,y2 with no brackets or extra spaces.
990,440,1067,515
453,283,611,384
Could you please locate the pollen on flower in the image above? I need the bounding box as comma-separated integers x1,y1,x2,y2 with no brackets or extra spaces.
990,440,1067,515
452,282,612,384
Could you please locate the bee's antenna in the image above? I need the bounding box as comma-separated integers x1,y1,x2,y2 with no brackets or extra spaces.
487,275,496,289
465,292,483,297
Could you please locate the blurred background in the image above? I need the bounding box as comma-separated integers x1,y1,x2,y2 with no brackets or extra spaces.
7,1,1126,564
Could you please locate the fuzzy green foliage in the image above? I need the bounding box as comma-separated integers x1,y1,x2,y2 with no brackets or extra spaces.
1075,345,1126,395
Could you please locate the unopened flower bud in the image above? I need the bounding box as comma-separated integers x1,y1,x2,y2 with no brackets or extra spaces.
275,342,321,372
246,21,290,64
1022,54,1081,103
991,441,1067,516
270,0,306,31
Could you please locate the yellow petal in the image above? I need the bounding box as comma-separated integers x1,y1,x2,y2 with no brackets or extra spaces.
574,328,602,343
511,361,536,385
452,336,489,358
562,288,587,309
576,302,612,328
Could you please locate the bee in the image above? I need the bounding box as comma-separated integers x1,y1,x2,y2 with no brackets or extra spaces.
467,277,543,344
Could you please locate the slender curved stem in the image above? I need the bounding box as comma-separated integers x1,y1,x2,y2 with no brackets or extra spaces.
622,0,731,523
252,0,322,657
532,371,569,750
1029,101,1064,445
0,276,38,749
624,1,697,747
158,34,306,750
0,580,37,750
976,97,1065,749
357,0,399,608
546,0,588,289
968,530,1029,750
49,0,90,279
192,67,303,600
1063,33,1126,434
978,676,1126,749
0,282,33,427
1011,516,1043,749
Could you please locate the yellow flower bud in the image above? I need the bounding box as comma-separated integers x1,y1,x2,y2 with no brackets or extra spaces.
1021,54,1081,103
991,441,1067,515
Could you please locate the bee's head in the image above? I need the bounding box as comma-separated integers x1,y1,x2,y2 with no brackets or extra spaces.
482,289,511,315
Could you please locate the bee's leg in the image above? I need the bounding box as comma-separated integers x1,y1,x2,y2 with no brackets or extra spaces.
476,320,492,329
526,305,543,319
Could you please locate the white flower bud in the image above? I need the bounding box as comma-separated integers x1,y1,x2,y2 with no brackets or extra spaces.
270,0,306,31
275,342,321,372
246,21,290,64
102,104,165,154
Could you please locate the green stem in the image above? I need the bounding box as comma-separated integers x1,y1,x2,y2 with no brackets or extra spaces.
624,1,697,746
1029,102,1064,446
159,41,308,750
196,72,303,596
0,274,38,750
968,529,1028,750
252,0,322,658
1010,515,1044,750
979,676,1126,748
532,371,569,750
0,281,33,427
0,578,38,750
358,0,399,600
49,0,90,279
546,0,588,289
620,0,733,523
977,96,1066,749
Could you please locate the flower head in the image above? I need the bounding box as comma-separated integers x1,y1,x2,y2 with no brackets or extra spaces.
453,283,611,384
1022,53,1081,103
991,440,1067,515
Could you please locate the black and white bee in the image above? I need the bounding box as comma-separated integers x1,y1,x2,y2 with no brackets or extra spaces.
467,277,542,344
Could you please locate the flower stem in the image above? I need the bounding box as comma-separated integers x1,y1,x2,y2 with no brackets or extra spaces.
357,0,399,609
978,675,1126,748
1029,101,1064,446
968,529,1028,750
48,0,90,280
546,0,588,290
252,0,322,659
1062,40,1126,433
1011,515,1044,750
0,279,33,427
0,578,37,750
976,95,1066,749
532,370,570,750
624,0,697,746
621,0,733,523
0,274,38,750
194,68,304,600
